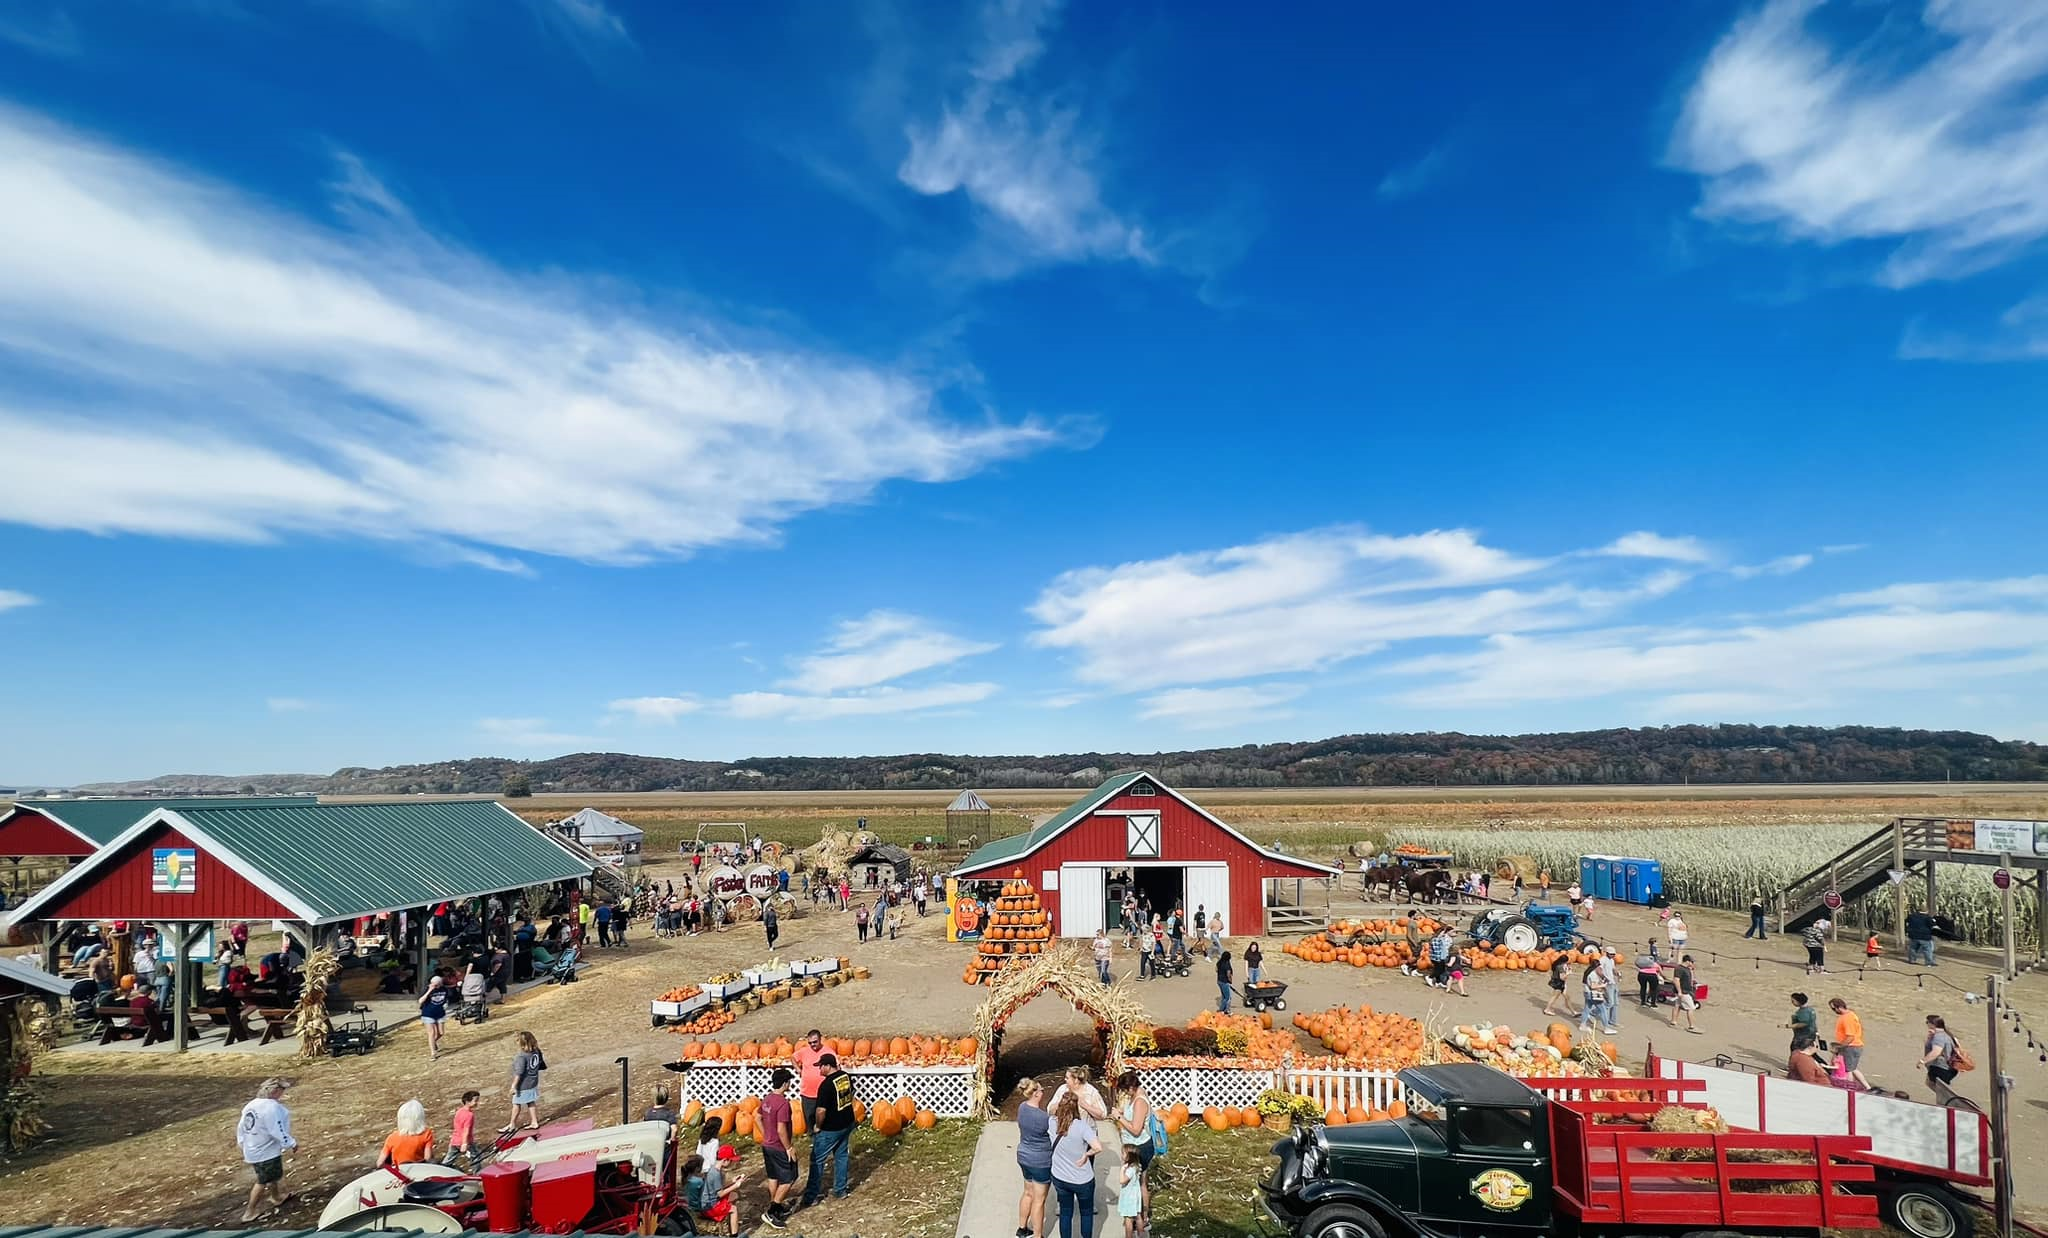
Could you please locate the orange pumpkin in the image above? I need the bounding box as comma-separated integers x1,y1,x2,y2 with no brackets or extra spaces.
894,1096,916,1122
790,1105,807,1137
1386,1100,1408,1119
1324,1107,1348,1126
853,1100,868,1123
1345,1105,1368,1125
913,1109,938,1130
874,1111,902,1137
1202,1107,1229,1131
1240,1107,1262,1128
682,1101,705,1125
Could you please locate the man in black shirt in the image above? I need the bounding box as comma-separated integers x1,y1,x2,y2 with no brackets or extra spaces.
798,1054,856,1207
1667,955,1701,1034
1215,949,1234,1014
1905,909,1937,966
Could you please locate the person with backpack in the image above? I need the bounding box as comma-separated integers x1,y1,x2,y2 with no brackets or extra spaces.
1921,1014,1971,1104
1112,1070,1159,1234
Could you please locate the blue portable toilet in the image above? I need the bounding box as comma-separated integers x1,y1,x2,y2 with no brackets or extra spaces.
1579,855,1603,899
1622,859,1643,905
1606,858,1627,902
1638,858,1664,902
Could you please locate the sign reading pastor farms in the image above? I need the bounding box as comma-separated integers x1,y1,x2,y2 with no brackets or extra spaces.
707,864,747,901
744,865,780,899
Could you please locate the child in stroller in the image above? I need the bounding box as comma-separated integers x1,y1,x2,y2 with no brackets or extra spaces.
455,963,490,1023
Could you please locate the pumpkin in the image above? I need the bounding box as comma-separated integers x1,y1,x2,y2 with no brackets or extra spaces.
1259,1012,1273,1030
1169,1103,1190,1125
1202,1107,1229,1131
1345,1105,1368,1125
1240,1106,1262,1128
894,1096,917,1122
874,1111,902,1137
1324,1107,1348,1126
682,1101,704,1126
853,1100,868,1123
733,1110,756,1139
1161,1112,1184,1136
1224,1107,1242,1128
913,1109,938,1130
1386,1100,1407,1119
790,1105,807,1137
854,1038,873,1059
957,1037,978,1057
1547,1023,1573,1055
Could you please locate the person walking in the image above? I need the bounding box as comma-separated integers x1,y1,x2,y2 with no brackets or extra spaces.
1864,932,1884,970
418,974,451,1059
595,900,614,948
1116,1145,1145,1238
1802,918,1831,974
503,1031,545,1133
1633,951,1662,1008
1427,926,1454,989
1667,955,1701,1034
1244,940,1264,986
236,1078,296,1222
1788,992,1819,1049
1921,1015,1964,1105
1215,948,1234,1013
1543,953,1575,1017
1906,909,1938,966
1093,928,1113,985
838,877,851,909
1014,1078,1054,1238
764,902,780,953
1207,911,1225,954
451,1091,483,1171
1048,1094,1100,1238
613,899,630,946
854,903,870,944
1597,947,1622,1031
758,1068,798,1228
1577,962,1610,1037
1745,895,1768,940
1665,912,1688,955
1829,998,1864,1074
799,1053,856,1207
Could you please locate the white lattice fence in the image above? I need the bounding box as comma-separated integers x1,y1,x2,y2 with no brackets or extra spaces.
1132,1065,1276,1111
679,1062,976,1118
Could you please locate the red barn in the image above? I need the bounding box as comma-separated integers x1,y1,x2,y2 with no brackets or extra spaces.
951,771,1337,937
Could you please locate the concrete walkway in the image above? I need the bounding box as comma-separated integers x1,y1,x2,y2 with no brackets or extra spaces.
955,1120,1133,1238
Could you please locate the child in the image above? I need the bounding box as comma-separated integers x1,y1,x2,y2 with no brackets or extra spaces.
1118,1145,1144,1236
1446,952,1470,997
1865,933,1884,970
451,1091,483,1170
682,1148,746,1236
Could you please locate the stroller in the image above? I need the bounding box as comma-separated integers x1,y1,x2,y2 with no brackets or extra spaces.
543,945,581,985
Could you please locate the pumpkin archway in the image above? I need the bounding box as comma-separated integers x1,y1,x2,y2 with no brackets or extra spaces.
969,940,1146,1116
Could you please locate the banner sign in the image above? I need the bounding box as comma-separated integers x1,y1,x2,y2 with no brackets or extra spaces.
1945,819,2048,856
152,848,196,893
743,865,780,899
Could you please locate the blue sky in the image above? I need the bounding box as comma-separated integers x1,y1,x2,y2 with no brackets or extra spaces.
1,0,2045,784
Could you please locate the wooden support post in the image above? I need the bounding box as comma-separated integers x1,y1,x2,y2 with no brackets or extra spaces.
2001,854,2017,980
170,922,203,1052
1892,821,1908,946
1989,973,2014,1238
43,917,67,974
1925,858,1938,922
416,905,432,994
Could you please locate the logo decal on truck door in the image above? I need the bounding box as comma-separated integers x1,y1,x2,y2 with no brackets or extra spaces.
1469,1168,1533,1211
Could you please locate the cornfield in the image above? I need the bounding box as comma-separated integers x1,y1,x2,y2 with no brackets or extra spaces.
1385,824,2036,950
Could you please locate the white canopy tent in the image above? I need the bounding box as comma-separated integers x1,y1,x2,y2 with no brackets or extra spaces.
557,807,645,855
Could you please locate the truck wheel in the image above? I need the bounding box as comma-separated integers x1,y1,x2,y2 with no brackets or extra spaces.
1497,918,1540,953
1303,1203,1388,1238
1882,1183,1972,1238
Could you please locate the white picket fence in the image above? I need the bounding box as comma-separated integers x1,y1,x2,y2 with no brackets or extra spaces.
1133,1055,1406,1114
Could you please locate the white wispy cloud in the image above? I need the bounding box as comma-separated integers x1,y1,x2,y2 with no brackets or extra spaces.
0,589,37,612
783,610,997,693
478,717,590,750
898,0,1151,270
1728,553,1813,579
1671,0,2048,288
1028,527,1664,690
727,682,997,721
265,697,315,713
1138,683,1305,727
0,105,1058,565
1816,575,2048,611
1377,143,1452,201
1595,532,1714,563
606,696,703,724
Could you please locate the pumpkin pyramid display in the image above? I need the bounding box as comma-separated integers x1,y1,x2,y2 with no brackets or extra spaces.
963,870,1053,984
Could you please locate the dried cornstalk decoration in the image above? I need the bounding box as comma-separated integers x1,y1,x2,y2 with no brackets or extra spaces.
968,940,1148,1116
293,947,343,1059
0,996,47,1156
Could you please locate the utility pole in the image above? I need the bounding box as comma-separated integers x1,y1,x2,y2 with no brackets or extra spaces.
1988,973,2014,1238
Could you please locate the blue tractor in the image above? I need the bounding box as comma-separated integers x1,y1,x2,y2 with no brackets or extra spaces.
1469,900,1589,954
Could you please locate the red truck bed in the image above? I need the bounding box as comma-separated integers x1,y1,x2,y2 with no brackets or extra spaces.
1533,1078,1882,1231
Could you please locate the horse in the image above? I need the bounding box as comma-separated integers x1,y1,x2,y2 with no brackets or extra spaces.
1400,869,1454,904
1361,865,1407,898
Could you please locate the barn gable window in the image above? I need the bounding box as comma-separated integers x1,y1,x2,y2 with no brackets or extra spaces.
1127,779,1157,796
1127,812,1160,858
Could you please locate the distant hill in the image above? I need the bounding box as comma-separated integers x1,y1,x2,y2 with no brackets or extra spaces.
66,724,2047,796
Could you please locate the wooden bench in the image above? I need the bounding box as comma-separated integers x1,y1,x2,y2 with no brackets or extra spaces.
93,1005,168,1046
257,1007,297,1046
191,1004,255,1045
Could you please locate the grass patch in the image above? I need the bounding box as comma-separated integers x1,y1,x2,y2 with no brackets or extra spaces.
789,1120,979,1238
1148,1124,1284,1237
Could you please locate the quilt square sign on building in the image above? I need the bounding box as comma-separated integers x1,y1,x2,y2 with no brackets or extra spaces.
151,847,196,893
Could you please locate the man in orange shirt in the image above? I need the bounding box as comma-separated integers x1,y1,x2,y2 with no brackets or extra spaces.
1829,998,1865,1074
378,1100,436,1168
792,1029,827,1122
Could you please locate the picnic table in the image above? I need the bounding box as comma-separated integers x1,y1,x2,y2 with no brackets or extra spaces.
257,1007,297,1045
92,1004,169,1046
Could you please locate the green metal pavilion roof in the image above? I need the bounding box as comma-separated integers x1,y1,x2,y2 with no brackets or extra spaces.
954,771,1146,875
11,800,592,925
11,796,312,845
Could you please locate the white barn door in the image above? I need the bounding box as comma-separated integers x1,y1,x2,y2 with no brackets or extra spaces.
1059,864,1105,937
1185,865,1230,931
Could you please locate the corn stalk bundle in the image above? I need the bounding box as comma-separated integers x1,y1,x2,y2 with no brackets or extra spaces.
0,998,46,1156
969,940,1148,1116
293,947,343,1059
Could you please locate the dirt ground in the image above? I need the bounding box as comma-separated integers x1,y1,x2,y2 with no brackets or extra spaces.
7,845,2047,1235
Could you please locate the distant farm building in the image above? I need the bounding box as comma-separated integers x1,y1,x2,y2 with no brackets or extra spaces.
946,789,992,844
951,771,1336,937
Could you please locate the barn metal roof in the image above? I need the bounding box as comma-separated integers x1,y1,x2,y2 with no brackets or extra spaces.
7,796,313,846
0,954,73,996
7,801,592,926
